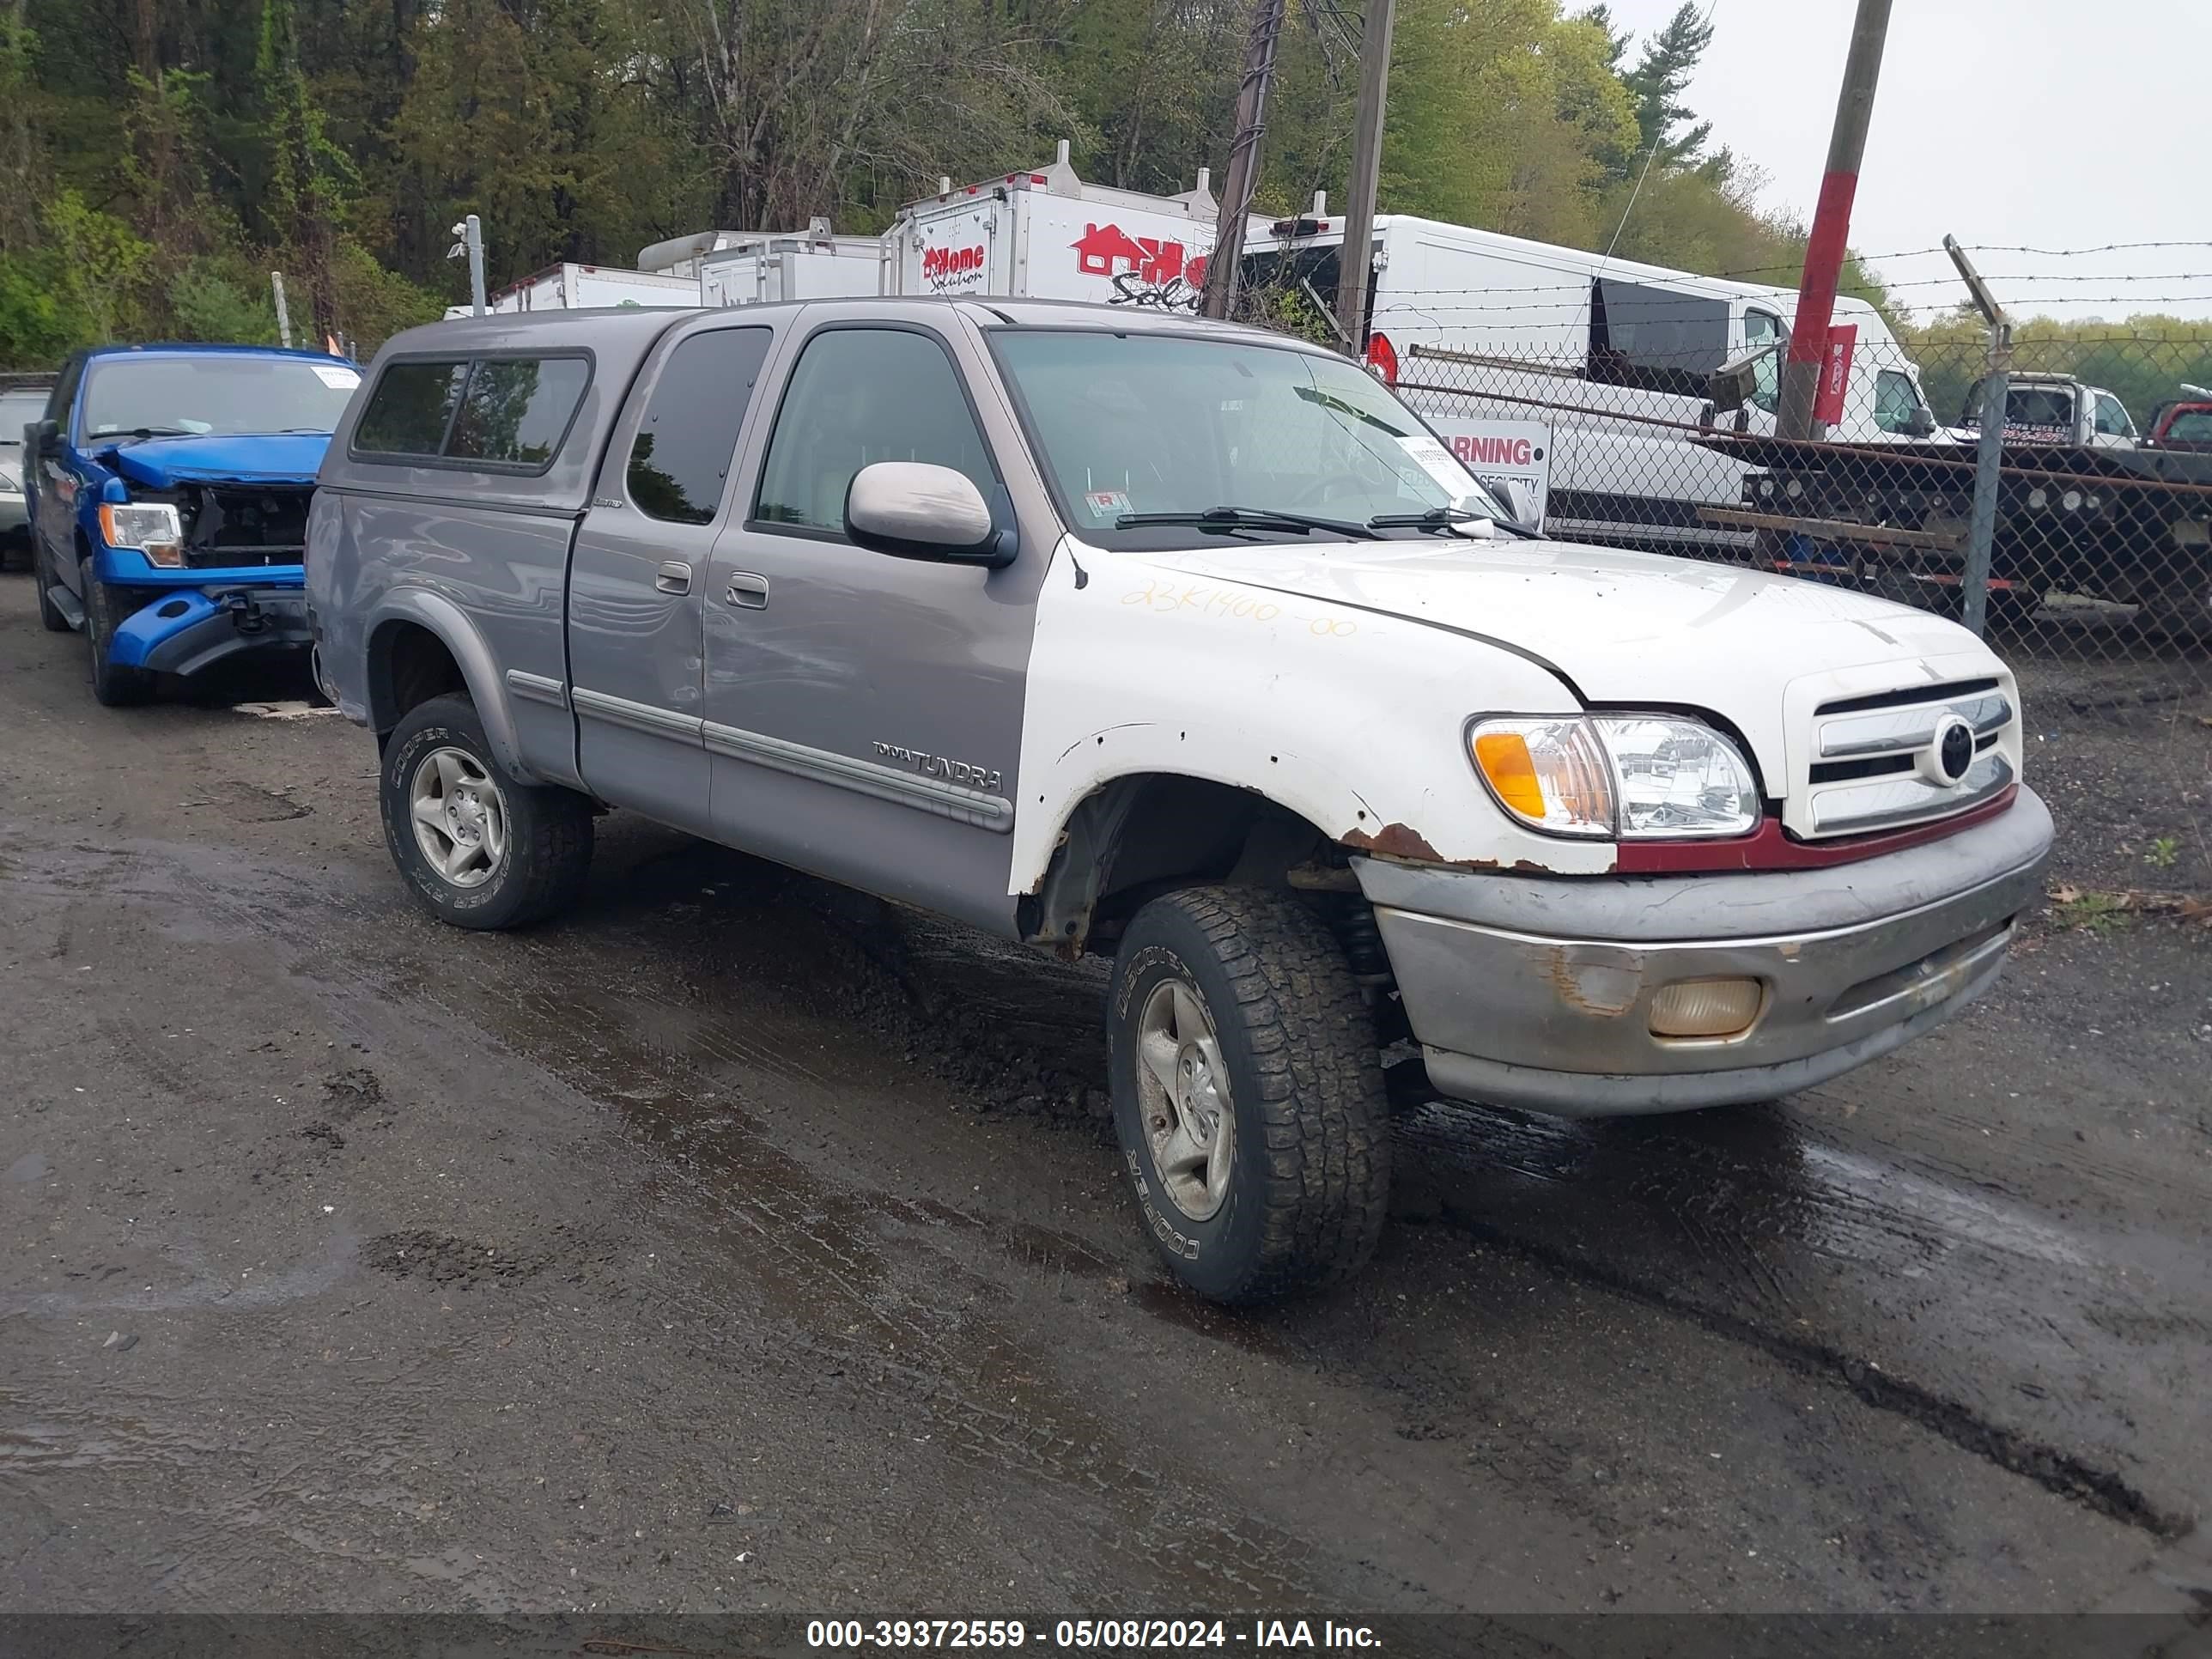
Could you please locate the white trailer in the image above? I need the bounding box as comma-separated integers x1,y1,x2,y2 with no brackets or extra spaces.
884,141,1234,311
700,221,884,307
483,263,699,314
1247,214,1938,554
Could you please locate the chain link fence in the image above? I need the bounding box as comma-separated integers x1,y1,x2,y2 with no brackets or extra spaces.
1230,264,2212,890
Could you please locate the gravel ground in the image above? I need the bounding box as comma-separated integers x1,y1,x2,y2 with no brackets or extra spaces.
1,576,2208,1628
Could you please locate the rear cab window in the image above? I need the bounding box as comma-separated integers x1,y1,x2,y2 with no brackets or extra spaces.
353,354,592,472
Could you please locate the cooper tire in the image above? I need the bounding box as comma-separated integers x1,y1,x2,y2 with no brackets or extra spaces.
1108,885,1391,1304
380,693,592,931
80,557,153,706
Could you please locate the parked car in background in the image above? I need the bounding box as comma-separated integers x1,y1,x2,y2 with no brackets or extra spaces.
0,378,52,570
1951,373,2136,447
307,300,2051,1305
27,343,360,704
2144,390,2212,453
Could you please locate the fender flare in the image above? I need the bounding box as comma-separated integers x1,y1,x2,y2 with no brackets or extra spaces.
365,586,538,784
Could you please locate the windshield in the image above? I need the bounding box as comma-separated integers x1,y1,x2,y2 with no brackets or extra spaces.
78,356,361,441
989,329,1508,544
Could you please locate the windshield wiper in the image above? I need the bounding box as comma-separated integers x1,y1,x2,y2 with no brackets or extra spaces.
1368,504,1540,538
1117,506,1381,541
98,427,194,441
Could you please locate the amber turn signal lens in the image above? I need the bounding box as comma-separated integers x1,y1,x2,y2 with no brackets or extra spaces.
1472,732,1545,820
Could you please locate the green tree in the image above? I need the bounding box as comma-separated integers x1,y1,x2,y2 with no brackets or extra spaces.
1620,1,1714,173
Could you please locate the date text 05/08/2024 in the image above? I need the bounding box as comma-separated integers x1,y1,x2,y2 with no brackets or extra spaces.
805,1620,1383,1650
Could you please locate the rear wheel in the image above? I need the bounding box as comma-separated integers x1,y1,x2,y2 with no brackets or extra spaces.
1108,885,1391,1304
379,693,593,930
80,556,152,706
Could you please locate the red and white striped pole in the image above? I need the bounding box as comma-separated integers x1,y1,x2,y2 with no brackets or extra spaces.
1775,0,1893,441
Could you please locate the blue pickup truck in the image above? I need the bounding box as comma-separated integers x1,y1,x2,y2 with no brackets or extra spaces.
26,343,362,704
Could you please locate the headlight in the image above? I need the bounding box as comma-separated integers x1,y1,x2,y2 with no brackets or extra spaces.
100,502,185,568
1469,714,1761,840
0,467,18,491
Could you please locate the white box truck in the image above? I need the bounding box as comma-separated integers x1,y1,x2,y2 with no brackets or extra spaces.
1246,214,1938,555
477,262,700,315
700,221,884,307
884,141,1231,311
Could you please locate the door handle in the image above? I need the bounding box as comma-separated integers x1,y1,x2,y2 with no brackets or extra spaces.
726,573,769,610
654,562,692,594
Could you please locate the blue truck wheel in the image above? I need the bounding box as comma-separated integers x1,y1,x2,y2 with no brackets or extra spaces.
80,556,155,708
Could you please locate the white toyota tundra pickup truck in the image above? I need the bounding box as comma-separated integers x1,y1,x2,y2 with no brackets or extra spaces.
306,298,2053,1304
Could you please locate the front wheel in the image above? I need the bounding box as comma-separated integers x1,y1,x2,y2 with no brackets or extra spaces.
1108,886,1392,1304
379,693,593,930
80,557,152,706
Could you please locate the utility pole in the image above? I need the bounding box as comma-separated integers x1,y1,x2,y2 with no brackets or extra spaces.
1200,0,1288,321
1774,0,1893,440
448,214,487,316
270,271,292,349
1334,0,1397,354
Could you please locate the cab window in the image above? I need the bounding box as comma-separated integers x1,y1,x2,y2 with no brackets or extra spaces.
1874,370,1922,434
2093,393,2134,438
1743,310,1784,412
753,328,999,534
626,327,773,525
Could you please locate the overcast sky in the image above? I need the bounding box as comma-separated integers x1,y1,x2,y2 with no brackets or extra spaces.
1599,0,2212,321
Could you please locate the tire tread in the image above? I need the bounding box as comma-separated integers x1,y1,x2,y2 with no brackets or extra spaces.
1121,885,1390,1303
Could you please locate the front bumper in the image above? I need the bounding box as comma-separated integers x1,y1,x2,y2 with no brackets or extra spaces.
107,586,313,677
0,489,25,537
1358,788,2054,1116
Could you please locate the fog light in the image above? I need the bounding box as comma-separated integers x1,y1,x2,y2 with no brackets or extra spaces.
1650,977,1764,1039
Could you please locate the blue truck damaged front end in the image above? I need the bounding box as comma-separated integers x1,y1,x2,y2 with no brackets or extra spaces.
28,344,362,704
86,431,329,676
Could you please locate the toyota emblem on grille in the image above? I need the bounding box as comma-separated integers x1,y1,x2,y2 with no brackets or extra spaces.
1927,715,1976,786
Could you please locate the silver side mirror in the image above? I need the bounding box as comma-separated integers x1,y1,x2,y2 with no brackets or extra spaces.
1487,479,1539,527
846,461,1008,565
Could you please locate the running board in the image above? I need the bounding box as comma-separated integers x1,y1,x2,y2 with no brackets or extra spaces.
46,583,86,629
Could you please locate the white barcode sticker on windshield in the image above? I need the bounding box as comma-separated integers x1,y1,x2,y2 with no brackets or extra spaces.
313,366,362,390
1395,433,1474,495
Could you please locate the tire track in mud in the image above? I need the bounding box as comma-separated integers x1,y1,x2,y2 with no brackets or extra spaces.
21,836,1422,1611
15,823,2199,1563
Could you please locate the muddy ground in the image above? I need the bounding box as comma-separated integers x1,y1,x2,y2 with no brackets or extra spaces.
2,577,2209,1625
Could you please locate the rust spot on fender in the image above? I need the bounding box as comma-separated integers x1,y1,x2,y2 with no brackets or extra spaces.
1340,822,1446,863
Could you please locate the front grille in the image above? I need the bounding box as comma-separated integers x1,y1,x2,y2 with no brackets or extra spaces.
181,483,311,568
1802,681,2017,837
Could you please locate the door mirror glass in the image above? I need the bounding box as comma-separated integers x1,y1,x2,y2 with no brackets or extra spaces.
846,461,1006,564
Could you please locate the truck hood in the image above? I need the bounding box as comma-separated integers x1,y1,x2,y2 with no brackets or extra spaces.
1128,536,2004,786
100,432,330,488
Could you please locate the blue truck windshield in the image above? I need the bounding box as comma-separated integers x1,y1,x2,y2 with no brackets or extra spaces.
80,356,361,441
